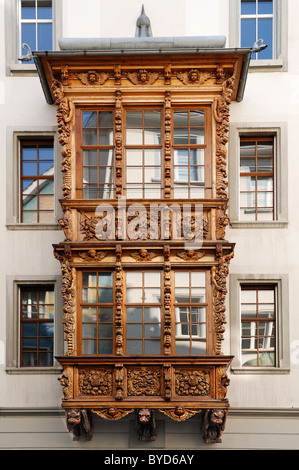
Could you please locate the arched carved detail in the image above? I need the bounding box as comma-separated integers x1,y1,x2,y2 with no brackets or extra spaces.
211,246,234,354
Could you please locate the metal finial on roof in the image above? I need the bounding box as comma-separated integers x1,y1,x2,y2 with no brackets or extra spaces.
135,5,152,37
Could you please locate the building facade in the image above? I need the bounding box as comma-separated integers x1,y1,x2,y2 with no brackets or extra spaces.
1,0,299,450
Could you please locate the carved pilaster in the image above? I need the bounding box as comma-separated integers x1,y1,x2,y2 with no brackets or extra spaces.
115,363,126,400
211,246,234,354
163,245,172,355
114,90,123,196
213,74,235,200
115,245,124,355
54,248,77,356
164,91,172,197
51,79,74,199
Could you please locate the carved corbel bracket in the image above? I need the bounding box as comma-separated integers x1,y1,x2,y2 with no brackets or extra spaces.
66,408,93,441
201,408,227,444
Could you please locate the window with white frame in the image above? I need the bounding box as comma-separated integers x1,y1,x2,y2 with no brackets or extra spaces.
240,0,275,59
241,284,277,367
18,0,53,63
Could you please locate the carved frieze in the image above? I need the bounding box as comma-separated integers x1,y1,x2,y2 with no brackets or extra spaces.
177,69,212,85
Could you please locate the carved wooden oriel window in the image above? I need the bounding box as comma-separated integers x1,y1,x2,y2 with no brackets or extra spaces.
35,46,249,442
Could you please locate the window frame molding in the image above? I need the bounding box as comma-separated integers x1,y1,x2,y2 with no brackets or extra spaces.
229,273,290,374
6,275,63,374
4,0,62,76
229,0,288,72
228,122,288,228
6,127,62,230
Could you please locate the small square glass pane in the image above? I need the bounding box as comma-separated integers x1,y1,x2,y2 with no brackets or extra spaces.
126,324,142,338
126,111,143,128
241,18,256,49
82,307,97,322
83,128,97,145
144,340,160,354
173,111,188,127
175,272,189,287
127,167,143,183
126,288,143,303
126,271,142,287
144,307,161,322
37,1,53,19
98,340,113,354
127,150,142,166
98,288,113,303
126,340,143,354
38,23,52,50
144,271,161,288
82,339,97,354
126,307,143,322
83,112,97,128
241,0,256,15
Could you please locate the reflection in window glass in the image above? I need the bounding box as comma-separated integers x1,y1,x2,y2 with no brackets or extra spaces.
20,285,54,366
125,110,162,199
241,284,276,366
20,140,54,223
126,271,161,354
174,271,207,355
81,272,114,355
239,136,274,221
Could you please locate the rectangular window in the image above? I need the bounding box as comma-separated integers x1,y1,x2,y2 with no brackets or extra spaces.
239,136,274,221
20,139,54,223
81,272,114,354
125,110,162,199
241,284,276,366
125,271,162,355
240,0,275,59
19,0,53,63
174,271,207,355
80,110,114,199
173,110,205,199
20,285,54,366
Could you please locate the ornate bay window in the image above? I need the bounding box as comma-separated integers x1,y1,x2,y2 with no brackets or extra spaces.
34,36,250,443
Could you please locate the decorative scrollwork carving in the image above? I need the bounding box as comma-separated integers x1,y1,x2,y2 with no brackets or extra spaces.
127,368,161,396
175,369,210,396
79,369,113,396
91,408,134,420
211,246,234,354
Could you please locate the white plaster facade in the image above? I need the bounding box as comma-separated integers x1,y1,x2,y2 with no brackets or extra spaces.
0,0,299,450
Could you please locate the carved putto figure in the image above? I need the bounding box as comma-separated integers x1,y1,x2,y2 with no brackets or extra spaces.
127,69,159,85
76,70,110,86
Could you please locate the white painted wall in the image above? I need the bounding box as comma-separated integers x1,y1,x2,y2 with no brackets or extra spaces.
0,0,299,447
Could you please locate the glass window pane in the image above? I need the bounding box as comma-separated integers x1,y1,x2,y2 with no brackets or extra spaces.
191,271,206,287
144,129,161,145
144,307,161,322
175,341,190,354
98,324,113,338
82,340,97,354
22,147,37,160
82,323,97,338
82,307,97,322
99,111,113,128
83,128,97,145
190,128,204,144
144,340,160,354
258,0,273,14
22,211,37,223
83,112,97,127
257,157,272,172
127,167,142,183
22,1,36,19
83,150,97,166
144,149,161,165
98,340,113,354
173,111,188,127
126,324,143,338
257,141,273,156
241,303,257,317
241,1,257,15
82,288,97,303
189,111,205,127
241,289,257,303
99,128,113,145
126,288,143,303
126,307,143,322
175,272,190,288
37,1,52,19
127,150,142,166
258,18,273,59
241,18,256,49
144,288,160,303
37,23,52,51
22,161,37,176
126,339,143,354
126,111,143,128
190,149,204,165
98,288,113,303
144,271,160,287
173,128,188,145
144,111,161,128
